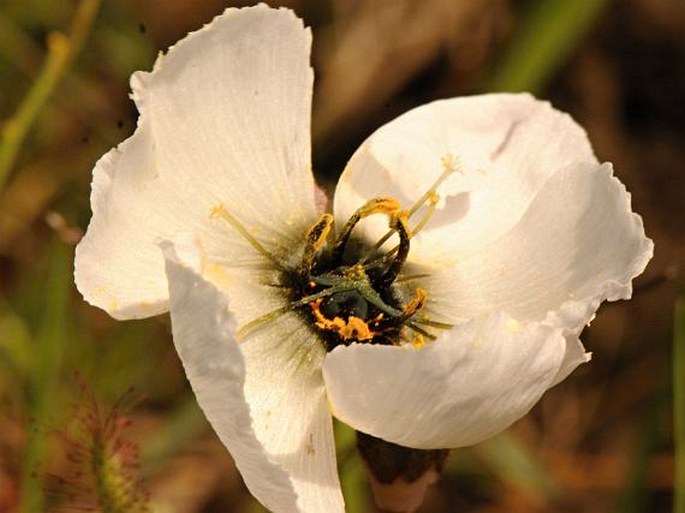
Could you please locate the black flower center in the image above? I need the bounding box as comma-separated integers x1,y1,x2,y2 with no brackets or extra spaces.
234,158,459,348
286,198,438,352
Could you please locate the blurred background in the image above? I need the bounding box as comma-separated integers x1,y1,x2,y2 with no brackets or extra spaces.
0,0,683,512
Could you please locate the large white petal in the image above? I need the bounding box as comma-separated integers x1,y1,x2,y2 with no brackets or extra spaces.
163,239,344,513
76,5,317,319
322,312,566,449
334,94,597,264
421,161,653,325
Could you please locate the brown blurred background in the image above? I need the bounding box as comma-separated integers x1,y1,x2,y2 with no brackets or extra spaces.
0,0,683,512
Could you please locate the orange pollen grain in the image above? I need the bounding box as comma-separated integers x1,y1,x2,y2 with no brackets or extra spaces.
310,299,376,341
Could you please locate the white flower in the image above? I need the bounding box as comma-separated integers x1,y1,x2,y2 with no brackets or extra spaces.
74,5,653,513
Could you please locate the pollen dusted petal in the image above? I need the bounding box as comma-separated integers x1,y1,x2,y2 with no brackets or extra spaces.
163,239,344,513
322,312,566,449
75,4,317,319
334,93,598,264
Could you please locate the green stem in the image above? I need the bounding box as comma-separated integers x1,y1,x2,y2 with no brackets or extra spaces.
0,0,100,190
335,421,367,513
486,0,609,93
19,241,70,513
675,298,685,513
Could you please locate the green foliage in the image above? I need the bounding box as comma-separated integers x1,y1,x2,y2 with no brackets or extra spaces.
0,0,100,189
486,0,609,93
19,240,71,513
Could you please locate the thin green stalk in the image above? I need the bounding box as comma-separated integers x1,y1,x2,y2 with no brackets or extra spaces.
20,241,70,513
339,452,368,513
0,0,100,190
675,298,685,513
486,0,609,93
335,421,367,512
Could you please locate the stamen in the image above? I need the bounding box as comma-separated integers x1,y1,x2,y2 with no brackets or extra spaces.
237,286,352,340
301,214,334,277
407,153,460,217
411,317,454,330
409,192,439,237
236,305,290,341
332,198,400,264
402,287,427,317
361,190,435,270
368,154,459,255
210,204,286,269
404,322,437,340
394,273,432,283
375,212,411,289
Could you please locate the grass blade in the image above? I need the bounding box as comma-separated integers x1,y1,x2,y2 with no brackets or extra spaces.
19,240,71,513
486,0,609,93
0,0,99,189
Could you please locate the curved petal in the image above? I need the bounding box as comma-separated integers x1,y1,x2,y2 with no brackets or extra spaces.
550,336,591,387
334,93,597,264
163,238,344,513
75,124,174,319
76,5,317,319
322,312,566,449
421,162,653,325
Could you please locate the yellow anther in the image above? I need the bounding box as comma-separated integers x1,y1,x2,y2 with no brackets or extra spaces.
306,213,334,252
392,210,410,229
440,153,460,175
310,299,340,328
302,214,334,276
407,155,460,217
358,198,401,218
339,316,374,341
209,203,226,218
404,287,427,317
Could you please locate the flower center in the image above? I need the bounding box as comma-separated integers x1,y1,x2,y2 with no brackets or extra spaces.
234,155,460,350
292,199,432,351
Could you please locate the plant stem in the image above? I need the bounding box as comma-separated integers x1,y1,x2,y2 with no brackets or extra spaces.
486,0,609,93
19,241,70,513
0,0,100,190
